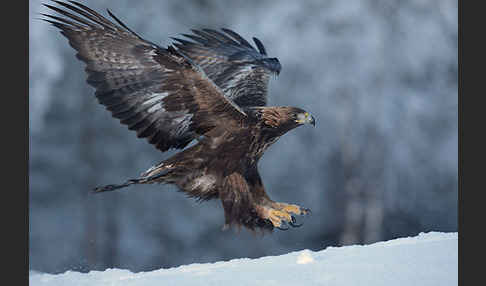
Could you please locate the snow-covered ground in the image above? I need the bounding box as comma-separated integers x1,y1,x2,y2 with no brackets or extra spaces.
30,232,457,286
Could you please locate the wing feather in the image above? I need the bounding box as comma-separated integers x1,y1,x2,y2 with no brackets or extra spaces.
172,28,281,108
252,37,267,56
220,28,254,49
43,1,247,152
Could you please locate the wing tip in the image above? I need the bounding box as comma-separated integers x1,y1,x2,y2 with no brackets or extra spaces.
252,37,267,56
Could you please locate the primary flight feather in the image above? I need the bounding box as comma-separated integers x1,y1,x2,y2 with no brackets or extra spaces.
43,0,315,232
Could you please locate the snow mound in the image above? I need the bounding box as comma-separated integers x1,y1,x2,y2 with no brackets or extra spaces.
30,232,457,286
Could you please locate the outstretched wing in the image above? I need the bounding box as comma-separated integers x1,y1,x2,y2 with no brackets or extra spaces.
172,28,281,107
43,0,247,151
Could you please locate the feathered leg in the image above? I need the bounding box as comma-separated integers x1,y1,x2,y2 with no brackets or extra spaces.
220,172,274,232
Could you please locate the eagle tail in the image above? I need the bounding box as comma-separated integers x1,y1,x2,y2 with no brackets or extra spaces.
93,163,174,193
92,178,144,193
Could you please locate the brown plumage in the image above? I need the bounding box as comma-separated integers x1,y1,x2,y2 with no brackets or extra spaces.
42,1,316,232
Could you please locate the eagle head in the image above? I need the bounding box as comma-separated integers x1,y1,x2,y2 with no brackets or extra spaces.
293,108,316,127
259,58,281,75
253,106,316,132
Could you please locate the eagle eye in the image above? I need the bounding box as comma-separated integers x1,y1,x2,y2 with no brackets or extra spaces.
295,112,307,123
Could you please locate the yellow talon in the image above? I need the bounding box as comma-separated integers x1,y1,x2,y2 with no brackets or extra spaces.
271,209,292,221
262,208,292,227
274,203,304,215
257,203,308,229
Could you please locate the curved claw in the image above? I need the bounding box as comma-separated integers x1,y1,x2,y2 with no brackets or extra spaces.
302,208,312,216
289,222,304,227
289,216,303,227
276,221,289,231
289,221,303,228
259,219,274,231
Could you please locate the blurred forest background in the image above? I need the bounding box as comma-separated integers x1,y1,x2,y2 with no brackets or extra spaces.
29,0,457,273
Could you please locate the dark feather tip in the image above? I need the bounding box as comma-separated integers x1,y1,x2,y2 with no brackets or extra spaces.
253,37,267,55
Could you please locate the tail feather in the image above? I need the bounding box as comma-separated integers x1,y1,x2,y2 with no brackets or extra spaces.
93,178,143,193
93,164,172,193
140,162,172,180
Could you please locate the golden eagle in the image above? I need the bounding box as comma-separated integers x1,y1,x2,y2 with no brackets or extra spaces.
43,1,316,231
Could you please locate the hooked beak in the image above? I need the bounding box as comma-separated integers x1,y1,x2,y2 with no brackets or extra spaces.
296,112,316,127
309,115,316,127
